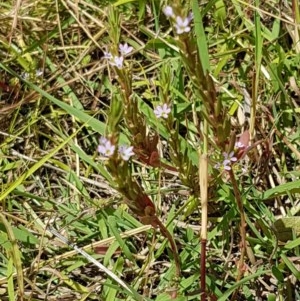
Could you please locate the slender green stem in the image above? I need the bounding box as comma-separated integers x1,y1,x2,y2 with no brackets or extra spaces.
153,217,181,279
228,168,247,300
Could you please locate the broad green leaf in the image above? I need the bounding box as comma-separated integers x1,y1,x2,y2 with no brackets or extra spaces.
280,253,300,279
260,180,300,200
213,0,226,28
218,268,270,301
271,266,284,283
0,225,39,245
284,237,300,250
104,241,121,266
192,0,210,73
107,216,133,261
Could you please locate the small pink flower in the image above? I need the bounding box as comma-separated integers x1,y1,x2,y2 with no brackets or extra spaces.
99,136,108,145
103,51,112,59
235,141,245,149
163,6,174,18
222,152,237,170
223,151,237,161
98,137,116,157
174,16,192,34
154,103,171,119
118,145,134,161
110,56,124,69
119,43,133,55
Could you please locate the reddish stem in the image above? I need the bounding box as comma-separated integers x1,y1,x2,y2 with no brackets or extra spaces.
151,216,181,279
201,239,207,301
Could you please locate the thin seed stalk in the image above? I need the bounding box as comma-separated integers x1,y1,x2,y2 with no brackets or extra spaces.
199,107,208,301
199,153,208,301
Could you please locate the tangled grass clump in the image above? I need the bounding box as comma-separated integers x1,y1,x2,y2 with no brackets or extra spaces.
0,0,299,300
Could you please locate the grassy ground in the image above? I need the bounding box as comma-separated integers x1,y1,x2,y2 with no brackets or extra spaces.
0,0,299,300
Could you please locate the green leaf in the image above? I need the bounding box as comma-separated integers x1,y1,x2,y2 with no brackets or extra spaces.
107,216,134,261
104,241,121,266
192,0,210,73
284,237,300,250
213,0,226,28
271,266,284,283
108,95,124,132
106,256,125,300
0,224,39,245
267,293,277,301
260,180,300,200
218,268,270,301
280,253,300,279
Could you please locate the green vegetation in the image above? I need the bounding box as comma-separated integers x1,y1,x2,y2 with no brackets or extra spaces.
0,0,299,300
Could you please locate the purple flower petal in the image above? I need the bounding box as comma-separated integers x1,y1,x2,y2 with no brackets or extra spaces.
154,103,171,119
119,43,133,55
118,145,134,161
103,51,112,59
174,16,191,34
110,56,124,69
163,6,174,18
98,138,116,157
